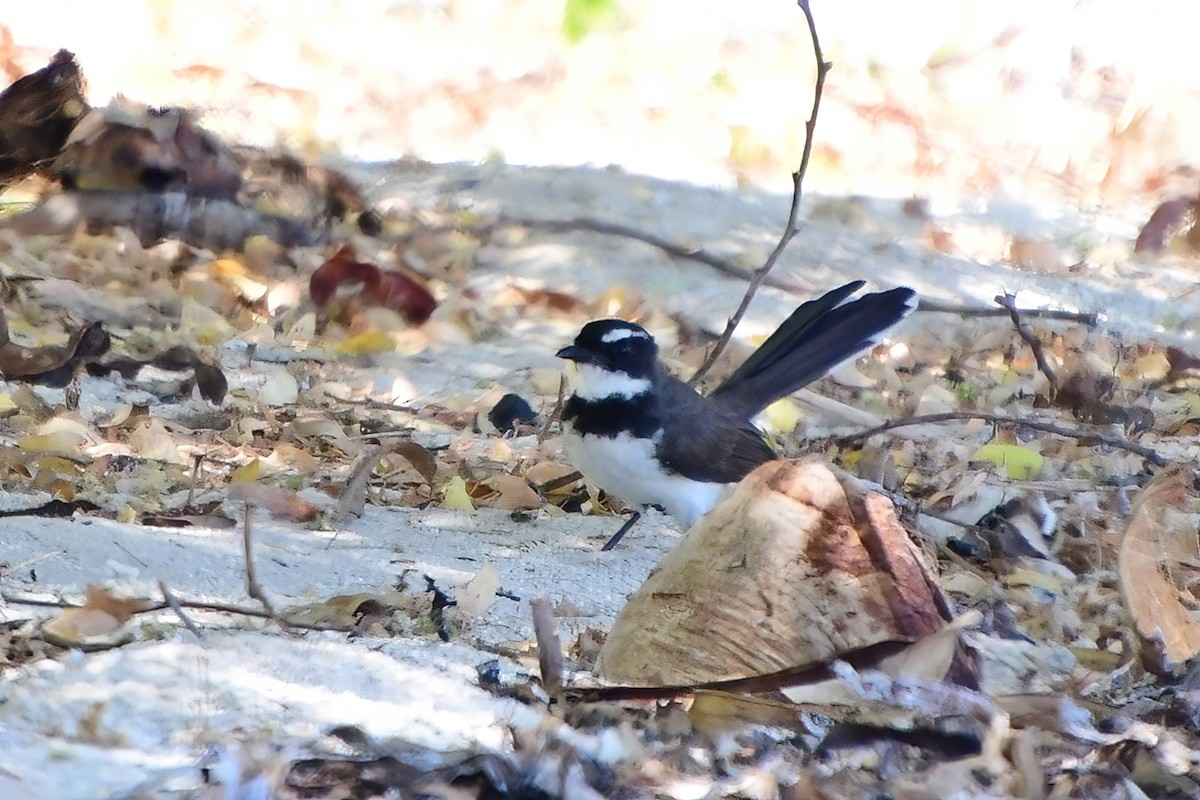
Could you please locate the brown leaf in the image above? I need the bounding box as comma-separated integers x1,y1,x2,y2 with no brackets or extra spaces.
228,482,320,522
82,585,157,622
141,512,237,529
1135,196,1197,253
310,244,436,324
482,473,541,511
42,585,156,647
0,309,110,386
391,440,437,484
0,49,87,188
193,361,229,404
1118,464,1200,674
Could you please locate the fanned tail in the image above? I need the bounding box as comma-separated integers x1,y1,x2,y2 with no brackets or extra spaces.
709,282,917,416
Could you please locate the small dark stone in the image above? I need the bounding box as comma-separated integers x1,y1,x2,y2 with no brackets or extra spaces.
488,393,538,433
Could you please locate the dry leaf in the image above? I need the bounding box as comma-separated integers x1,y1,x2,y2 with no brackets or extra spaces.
1118,464,1200,674
310,244,436,325
42,585,156,647
483,474,541,511
456,562,500,617
442,476,474,511
228,482,320,522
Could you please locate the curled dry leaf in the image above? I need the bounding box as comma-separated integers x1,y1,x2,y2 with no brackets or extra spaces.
310,244,437,325
1134,196,1198,253
42,585,156,648
0,308,110,386
0,49,88,188
596,460,957,686
1118,464,1200,675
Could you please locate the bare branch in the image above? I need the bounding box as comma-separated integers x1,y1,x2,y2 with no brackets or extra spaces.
540,372,567,441
689,0,830,386
810,410,1167,467
159,580,204,640
919,298,1101,326
242,503,276,617
995,292,1058,393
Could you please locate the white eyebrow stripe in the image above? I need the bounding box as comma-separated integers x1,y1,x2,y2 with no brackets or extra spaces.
599,327,648,344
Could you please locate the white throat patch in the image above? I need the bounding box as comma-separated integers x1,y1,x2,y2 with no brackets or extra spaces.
568,362,651,400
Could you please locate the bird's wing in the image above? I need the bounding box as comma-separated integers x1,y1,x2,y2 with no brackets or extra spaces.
652,376,776,483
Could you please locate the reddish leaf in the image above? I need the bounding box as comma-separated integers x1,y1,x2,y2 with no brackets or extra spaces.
1134,196,1196,253
310,244,436,324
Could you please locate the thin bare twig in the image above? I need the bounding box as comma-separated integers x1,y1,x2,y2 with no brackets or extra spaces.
689,0,830,386
540,373,567,441
186,453,203,508
534,469,583,496
2,592,354,632
995,293,1058,393
919,298,1101,326
811,410,1167,466
241,503,276,617
159,580,204,640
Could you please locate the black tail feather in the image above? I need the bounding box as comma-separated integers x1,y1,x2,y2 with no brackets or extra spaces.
709,282,917,416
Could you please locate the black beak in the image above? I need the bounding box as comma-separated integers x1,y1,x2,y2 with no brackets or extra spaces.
556,345,593,363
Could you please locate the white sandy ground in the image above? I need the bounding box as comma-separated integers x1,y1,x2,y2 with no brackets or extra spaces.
3,1,1198,794
0,160,1169,796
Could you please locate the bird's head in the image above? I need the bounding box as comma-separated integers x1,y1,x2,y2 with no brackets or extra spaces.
556,319,658,400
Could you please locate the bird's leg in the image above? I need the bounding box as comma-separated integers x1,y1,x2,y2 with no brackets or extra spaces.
601,510,641,551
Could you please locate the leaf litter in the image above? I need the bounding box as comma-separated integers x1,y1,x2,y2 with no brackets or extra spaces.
1,39,1200,800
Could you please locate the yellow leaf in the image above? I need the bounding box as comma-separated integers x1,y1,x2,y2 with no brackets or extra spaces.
972,443,1044,480
1133,352,1170,381
208,258,246,279
762,397,802,435
231,459,262,483
442,476,475,511
337,329,396,355
18,432,85,455
1004,568,1065,592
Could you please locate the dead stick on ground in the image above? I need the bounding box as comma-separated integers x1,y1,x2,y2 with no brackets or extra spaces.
159,580,204,640
530,595,564,694
539,373,567,441
3,592,352,632
242,502,276,617
186,453,203,508
690,0,830,386
995,292,1058,393
813,410,1166,466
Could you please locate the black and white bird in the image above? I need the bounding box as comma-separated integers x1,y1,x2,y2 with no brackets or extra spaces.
556,281,917,547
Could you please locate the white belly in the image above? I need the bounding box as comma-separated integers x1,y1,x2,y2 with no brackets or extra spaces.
561,427,731,528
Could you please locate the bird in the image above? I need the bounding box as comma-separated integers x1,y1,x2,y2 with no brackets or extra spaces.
556,280,917,548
